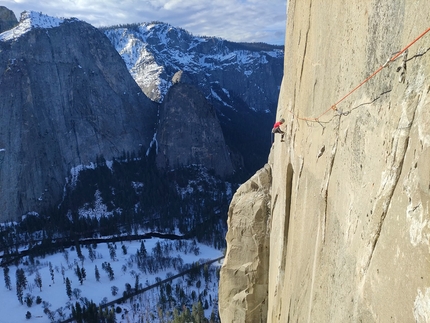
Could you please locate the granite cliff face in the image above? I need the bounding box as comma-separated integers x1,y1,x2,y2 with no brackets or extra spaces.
156,72,234,177
218,164,271,322
0,6,18,33
220,1,430,322
0,12,157,221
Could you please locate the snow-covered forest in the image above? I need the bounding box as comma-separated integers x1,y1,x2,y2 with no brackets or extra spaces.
0,147,234,323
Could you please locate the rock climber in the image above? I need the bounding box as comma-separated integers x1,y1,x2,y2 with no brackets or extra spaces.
272,118,285,142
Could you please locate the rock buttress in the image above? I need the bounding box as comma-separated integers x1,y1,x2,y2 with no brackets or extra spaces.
219,164,272,322
156,82,234,178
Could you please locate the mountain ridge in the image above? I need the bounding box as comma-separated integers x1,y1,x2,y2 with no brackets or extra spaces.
0,11,158,221
102,21,284,177
102,21,283,108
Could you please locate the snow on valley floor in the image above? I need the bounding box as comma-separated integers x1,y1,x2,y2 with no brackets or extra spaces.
0,237,223,323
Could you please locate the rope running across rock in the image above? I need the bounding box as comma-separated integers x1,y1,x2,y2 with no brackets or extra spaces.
288,26,430,123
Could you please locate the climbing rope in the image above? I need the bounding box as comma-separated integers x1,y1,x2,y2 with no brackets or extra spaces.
289,26,430,123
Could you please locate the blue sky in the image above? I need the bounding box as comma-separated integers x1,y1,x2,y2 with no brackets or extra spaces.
3,0,287,45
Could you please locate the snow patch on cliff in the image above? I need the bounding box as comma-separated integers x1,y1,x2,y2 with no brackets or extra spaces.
210,89,233,108
0,11,66,41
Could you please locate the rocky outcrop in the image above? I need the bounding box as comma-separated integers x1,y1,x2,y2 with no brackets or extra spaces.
0,6,18,33
156,79,234,177
220,1,430,322
219,164,271,322
171,70,193,85
0,12,157,221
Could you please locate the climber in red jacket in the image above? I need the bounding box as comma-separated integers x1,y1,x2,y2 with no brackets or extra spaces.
272,118,285,142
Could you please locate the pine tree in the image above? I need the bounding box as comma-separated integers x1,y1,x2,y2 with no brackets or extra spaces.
63,250,70,264
103,262,114,281
203,264,210,284
107,264,114,281
75,265,83,285
139,241,147,257
108,243,116,261
34,271,42,291
18,268,28,288
73,302,83,323
125,283,132,295
3,266,11,290
16,268,27,304
81,267,86,281
134,274,140,292
88,244,96,262
95,265,100,282
75,242,83,260
166,283,172,302
191,301,205,323
48,262,55,284
171,306,192,323
106,307,116,323
65,278,72,299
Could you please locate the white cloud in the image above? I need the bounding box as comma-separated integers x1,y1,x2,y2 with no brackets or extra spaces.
3,0,286,44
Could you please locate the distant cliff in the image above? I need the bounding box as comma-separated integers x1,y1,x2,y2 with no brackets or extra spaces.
220,1,430,322
0,6,17,33
0,12,157,221
157,72,234,177
103,23,284,176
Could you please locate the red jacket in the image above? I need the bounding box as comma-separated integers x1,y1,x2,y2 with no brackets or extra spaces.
273,121,282,129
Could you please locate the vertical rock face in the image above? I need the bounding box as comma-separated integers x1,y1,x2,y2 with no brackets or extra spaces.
220,1,430,322
156,76,234,177
0,6,18,33
0,14,157,221
219,164,272,322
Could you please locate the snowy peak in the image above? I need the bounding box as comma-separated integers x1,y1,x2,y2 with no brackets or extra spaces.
0,11,75,41
105,20,284,63
103,22,284,104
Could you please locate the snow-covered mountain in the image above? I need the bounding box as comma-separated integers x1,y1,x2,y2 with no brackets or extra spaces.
103,22,284,177
0,11,158,221
102,22,283,112
0,11,66,41
0,9,283,221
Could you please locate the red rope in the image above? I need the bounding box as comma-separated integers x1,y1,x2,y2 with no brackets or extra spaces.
292,26,430,122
